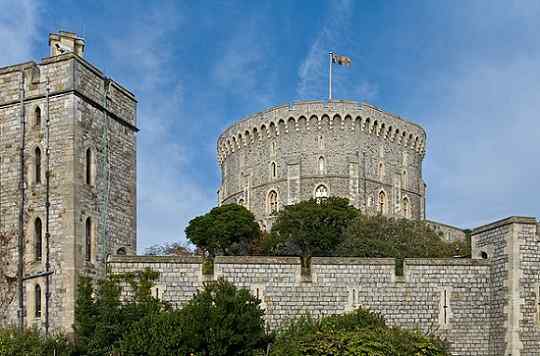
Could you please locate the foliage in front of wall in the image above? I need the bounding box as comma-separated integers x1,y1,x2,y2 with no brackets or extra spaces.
0,328,74,356
270,307,449,356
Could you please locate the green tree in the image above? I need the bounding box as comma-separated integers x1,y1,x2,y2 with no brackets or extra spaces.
266,197,359,257
336,214,468,260
144,241,194,256
185,204,260,257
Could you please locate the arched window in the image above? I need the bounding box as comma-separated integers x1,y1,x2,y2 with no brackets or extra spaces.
378,190,387,214
34,218,42,261
318,156,325,175
34,107,41,128
116,247,127,256
34,147,42,184
402,197,410,218
238,198,245,206
34,284,42,318
85,217,92,262
270,162,277,179
318,135,324,149
378,162,385,179
401,170,408,189
267,190,278,214
85,148,94,185
315,184,328,203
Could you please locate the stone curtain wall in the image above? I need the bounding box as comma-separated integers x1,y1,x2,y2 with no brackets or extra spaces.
217,101,427,227
109,255,492,355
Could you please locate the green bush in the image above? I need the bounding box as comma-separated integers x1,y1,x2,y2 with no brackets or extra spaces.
0,328,74,356
270,307,449,356
116,277,268,356
336,214,470,260
73,268,167,356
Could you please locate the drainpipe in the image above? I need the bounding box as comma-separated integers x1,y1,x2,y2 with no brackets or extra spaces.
17,70,26,331
44,78,51,335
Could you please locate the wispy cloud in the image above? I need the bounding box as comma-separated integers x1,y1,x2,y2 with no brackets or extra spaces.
0,0,39,66
296,0,367,100
423,3,540,228
212,16,276,107
104,4,214,252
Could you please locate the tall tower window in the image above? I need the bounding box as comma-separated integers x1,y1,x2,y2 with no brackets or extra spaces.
318,135,324,150
318,156,325,175
86,148,94,186
402,197,410,218
267,190,278,214
270,162,277,179
85,217,93,262
34,284,42,318
34,107,41,128
378,190,387,214
378,162,385,179
401,170,408,189
34,147,42,184
34,217,42,261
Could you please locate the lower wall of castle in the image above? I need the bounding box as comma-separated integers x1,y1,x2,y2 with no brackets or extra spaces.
109,255,492,355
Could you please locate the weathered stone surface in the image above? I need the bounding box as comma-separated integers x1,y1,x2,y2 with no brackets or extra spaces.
0,40,137,332
217,101,427,227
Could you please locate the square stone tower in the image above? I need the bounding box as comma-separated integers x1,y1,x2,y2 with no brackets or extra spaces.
0,31,137,333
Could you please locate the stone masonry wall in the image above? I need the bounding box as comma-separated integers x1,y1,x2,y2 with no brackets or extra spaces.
0,51,137,332
109,255,492,355
217,101,427,227
472,216,539,356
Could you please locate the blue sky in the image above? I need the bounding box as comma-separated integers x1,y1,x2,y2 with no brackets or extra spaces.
2,0,540,251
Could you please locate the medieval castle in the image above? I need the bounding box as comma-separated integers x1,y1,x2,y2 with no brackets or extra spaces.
1,32,539,355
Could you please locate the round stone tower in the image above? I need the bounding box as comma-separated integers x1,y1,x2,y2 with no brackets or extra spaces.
217,100,427,229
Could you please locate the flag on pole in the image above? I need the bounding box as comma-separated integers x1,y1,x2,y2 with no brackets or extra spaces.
331,53,352,67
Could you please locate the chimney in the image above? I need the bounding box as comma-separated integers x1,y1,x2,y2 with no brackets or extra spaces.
48,31,85,57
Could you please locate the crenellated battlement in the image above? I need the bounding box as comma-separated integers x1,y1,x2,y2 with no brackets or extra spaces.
217,100,427,166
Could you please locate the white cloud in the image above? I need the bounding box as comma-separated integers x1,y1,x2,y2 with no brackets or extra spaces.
0,0,39,66
104,5,214,252
296,0,357,100
424,49,540,228
211,17,275,107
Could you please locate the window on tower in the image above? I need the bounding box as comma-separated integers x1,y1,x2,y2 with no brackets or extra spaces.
318,156,325,175
378,190,387,214
34,147,42,184
267,190,278,214
315,184,329,203
34,284,42,318
85,217,93,262
34,217,42,261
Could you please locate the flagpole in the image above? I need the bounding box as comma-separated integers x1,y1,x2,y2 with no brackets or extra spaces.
328,51,333,101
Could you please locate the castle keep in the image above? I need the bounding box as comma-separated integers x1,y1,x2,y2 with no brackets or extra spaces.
217,101,427,228
2,32,540,355
0,32,137,332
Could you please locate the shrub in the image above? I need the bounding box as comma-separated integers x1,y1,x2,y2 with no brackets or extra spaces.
270,307,448,356
336,214,469,260
0,328,74,356
116,277,268,356
73,269,166,356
